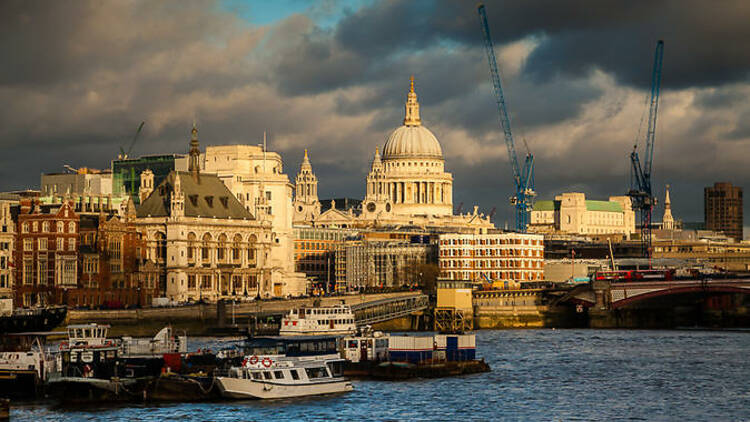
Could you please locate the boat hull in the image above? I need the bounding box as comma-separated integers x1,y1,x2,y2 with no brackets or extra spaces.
216,377,353,400
0,306,67,333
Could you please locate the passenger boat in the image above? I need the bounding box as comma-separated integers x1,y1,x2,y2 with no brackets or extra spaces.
0,332,57,398
0,298,67,334
216,336,353,399
279,304,356,336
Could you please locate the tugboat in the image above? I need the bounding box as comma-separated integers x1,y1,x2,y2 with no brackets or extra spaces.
279,303,356,336
0,298,66,334
48,324,145,403
0,332,57,398
216,336,353,399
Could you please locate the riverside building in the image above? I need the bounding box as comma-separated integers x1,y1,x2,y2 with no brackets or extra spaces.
530,192,635,238
438,233,544,285
135,126,300,303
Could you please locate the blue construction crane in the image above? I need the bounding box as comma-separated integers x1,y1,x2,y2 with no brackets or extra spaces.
477,4,535,232
629,40,664,258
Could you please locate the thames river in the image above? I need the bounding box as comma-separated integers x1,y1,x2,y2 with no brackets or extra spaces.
12,329,750,421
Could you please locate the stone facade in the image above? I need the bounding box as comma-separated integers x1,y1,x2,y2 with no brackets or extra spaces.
136,126,302,303
530,192,635,238
201,143,305,297
292,150,321,224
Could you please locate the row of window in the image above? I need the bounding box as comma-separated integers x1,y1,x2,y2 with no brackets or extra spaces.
440,249,542,257
440,238,541,246
23,237,76,252
443,271,542,281
21,221,76,234
440,260,543,269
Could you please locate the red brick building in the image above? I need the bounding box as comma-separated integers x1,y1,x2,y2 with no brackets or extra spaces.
73,211,156,309
14,199,79,306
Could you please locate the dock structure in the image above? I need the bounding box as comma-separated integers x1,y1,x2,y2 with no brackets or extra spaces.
434,280,475,332
351,294,429,326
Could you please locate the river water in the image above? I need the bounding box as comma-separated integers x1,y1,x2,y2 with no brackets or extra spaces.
11,330,750,421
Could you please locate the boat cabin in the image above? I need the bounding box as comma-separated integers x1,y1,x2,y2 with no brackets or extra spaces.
341,332,389,363
244,336,339,358
66,324,110,348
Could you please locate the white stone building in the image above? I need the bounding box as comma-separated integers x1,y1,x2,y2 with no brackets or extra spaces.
530,192,635,238
438,233,544,285
136,127,304,303
200,142,306,298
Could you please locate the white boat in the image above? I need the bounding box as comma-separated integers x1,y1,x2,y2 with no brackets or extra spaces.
279,304,356,336
341,328,389,363
120,325,187,357
216,335,353,399
0,333,58,397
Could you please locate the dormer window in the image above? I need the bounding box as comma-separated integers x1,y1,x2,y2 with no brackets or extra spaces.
205,196,213,207
219,197,228,208
189,195,198,207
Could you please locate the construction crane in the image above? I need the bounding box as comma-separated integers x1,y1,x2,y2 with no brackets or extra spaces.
118,121,145,160
628,40,664,258
477,4,535,232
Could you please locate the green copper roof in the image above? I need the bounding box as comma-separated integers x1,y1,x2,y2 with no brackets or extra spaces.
533,200,560,211
585,200,622,212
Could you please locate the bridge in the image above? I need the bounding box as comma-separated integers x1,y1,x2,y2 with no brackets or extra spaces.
351,293,429,326
555,278,750,310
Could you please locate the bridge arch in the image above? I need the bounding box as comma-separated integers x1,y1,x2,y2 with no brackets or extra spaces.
613,285,750,309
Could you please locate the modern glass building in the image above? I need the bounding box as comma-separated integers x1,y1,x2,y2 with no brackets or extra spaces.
111,154,187,204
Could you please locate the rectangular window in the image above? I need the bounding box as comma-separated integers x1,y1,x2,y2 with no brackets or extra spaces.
23,238,33,251
187,275,196,289
56,238,63,251
263,372,272,380
273,371,284,379
68,238,75,251
290,369,300,380
38,260,47,285
38,238,47,251
23,260,33,285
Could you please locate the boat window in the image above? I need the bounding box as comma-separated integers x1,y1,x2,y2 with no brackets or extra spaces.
290,369,300,380
263,371,272,380
305,367,329,379
348,340,358,349
252,372,262,380
327,361,344,377
274,371,284,379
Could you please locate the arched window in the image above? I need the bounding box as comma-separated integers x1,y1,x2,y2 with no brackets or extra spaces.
247,234,257,264
202,233,212,261
217,234,227,262
187,232,197,260
57,222,64,233
42,221,50,232
232,234,242,261
68,222,75,233
155,232,166,261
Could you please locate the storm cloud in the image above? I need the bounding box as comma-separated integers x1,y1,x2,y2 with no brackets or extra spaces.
2,0,750,234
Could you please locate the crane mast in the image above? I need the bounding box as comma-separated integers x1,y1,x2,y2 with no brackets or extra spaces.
477,4,535,232
629,40,664,258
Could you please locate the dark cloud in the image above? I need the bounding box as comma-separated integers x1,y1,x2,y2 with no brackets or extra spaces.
2,0,750,234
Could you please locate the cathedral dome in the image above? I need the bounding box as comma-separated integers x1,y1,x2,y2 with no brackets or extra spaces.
381,76,443,161
383,125,442,159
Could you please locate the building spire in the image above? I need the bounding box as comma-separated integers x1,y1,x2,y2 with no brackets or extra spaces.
188,123,201,181
403,75,421,127
663,184,674,230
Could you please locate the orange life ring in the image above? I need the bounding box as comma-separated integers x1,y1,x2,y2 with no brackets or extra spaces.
262,357,273,368
248,355,259,365
59,341,68,350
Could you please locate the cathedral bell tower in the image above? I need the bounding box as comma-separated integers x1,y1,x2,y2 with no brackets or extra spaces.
292,149,321,224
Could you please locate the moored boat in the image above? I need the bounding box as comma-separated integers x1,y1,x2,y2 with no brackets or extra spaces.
279,304,356,336
216,335,353,399
0,332,57,398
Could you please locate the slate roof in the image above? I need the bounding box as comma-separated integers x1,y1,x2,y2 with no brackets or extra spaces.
136,171,254,220
533,200,623,213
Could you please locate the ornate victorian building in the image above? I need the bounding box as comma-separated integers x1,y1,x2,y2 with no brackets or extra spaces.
296,77,493,232
135,127,298,303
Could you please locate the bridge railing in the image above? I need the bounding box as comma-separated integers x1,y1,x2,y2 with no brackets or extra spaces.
353,294,429,326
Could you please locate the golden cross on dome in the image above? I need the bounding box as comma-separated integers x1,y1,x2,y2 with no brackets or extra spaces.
410,75,415,92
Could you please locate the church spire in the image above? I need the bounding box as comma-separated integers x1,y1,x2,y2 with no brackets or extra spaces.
403,75,421,127
188,123,201,181
662,184,674,230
